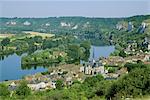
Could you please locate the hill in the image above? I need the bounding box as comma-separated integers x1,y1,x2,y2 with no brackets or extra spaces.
0,15,150,45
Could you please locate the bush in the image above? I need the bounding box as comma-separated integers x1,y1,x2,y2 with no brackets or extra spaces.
56,80,64,90
16,80,31,97
0,83,10,97
124,62,147,72
106,66,150,99
108,68,116,73
119,50,126,58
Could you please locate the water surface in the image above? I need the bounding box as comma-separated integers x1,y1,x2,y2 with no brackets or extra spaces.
89,45,115,60
0,54,47,81
0,45,115,81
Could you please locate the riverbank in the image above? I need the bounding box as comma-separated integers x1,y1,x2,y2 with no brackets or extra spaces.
0,45,115,82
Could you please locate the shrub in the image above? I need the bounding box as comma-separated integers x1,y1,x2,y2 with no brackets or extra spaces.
0,83,10,97
16,80,31,96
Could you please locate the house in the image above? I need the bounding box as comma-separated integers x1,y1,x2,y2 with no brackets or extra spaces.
80,66,84,72
84,65,92,75
65,77,73,85
125,53,150,63
102,56,125,66
27,81,56,91
105,73,119,79
49,81,56,89
125,41,138,55
27,82,45,91
38,82,46,89
143,54,150,62
8,82,17,91
80,60,105,75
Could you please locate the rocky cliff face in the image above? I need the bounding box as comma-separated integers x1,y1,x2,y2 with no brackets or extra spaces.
116,21,128,31
138,22,147,33
115,20,149,34
127,22,134,32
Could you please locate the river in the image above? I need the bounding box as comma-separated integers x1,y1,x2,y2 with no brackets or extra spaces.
0,45,115,81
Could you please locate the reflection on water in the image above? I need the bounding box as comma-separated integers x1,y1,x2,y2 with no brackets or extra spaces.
0,53,47,81
0,54,13,61
21,63,58,70
90,45,115,60
81,45,115,64
0,51,25,61
0,45,115,81
0,55,5,61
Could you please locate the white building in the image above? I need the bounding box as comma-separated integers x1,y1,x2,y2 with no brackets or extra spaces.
6,21,17,25
81,61,105,75
85,65,92,75
45,23,50,26
23,21,31,26
27,81,56,91
11,21,17,25
61,22,71,27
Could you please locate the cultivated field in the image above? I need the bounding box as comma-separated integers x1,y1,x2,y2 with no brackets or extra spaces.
0,34,16,41
0,34,15,39
23,31,55,39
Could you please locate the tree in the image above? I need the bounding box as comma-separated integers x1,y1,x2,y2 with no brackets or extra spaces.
42,39,57,49
119,50,126,58
80,40,91,50
124,62,147,72
108,68,116,73
28,43,37,54
83,75,104,87
0,83,10,97
1,38,10,50
56,80,64,90
95,80,114,97
82,75,105,98
57,55,64,63
1,38,10,46
16,80,31,96
33,36,42,43
106,66,150,99
67,44,83,61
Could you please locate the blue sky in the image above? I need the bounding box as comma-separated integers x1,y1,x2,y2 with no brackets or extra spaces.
0,0,149,18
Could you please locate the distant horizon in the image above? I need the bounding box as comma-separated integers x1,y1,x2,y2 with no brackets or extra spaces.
0,14,150,19
0,0,149,18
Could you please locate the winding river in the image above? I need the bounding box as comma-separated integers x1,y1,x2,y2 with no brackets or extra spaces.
0,46,115,81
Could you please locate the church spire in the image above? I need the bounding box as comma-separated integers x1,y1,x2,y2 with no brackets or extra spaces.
93,46,95,59
92,46,95,63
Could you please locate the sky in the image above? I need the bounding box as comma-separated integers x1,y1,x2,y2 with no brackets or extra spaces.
0,0,150,18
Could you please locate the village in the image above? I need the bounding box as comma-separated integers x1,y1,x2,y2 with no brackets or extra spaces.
6,36,150,92
2,28,150,94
